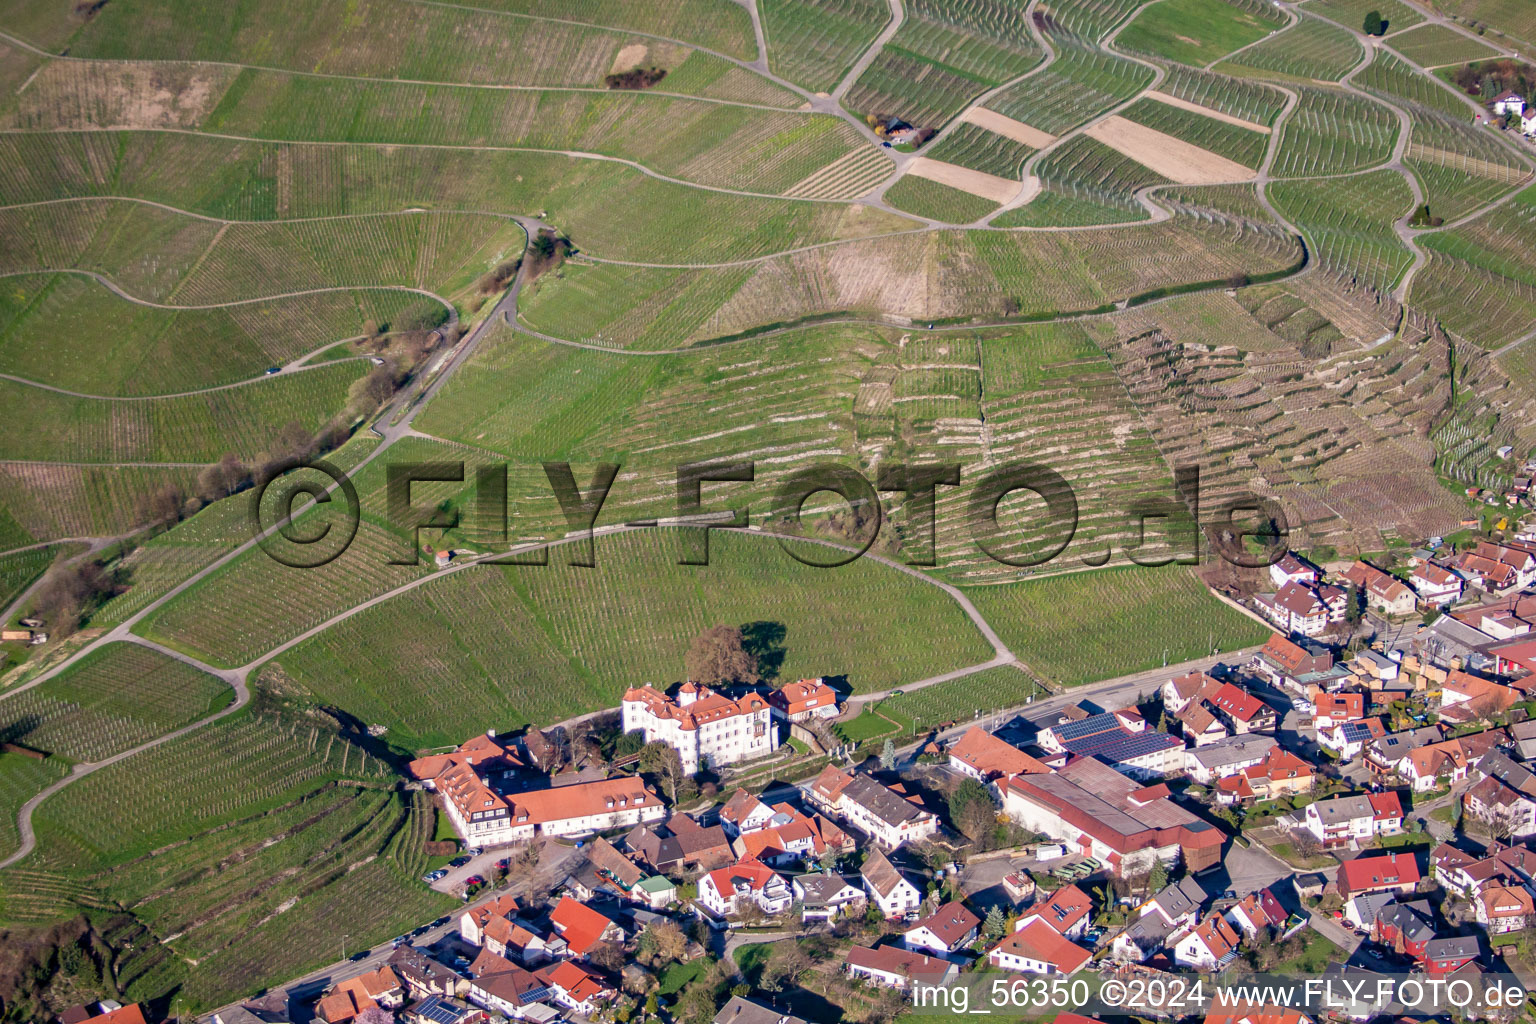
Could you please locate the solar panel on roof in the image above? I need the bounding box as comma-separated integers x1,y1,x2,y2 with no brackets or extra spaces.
1062,730,1181,761
1341,721,1375,741
413,998,460,1024
1050,714,1122,741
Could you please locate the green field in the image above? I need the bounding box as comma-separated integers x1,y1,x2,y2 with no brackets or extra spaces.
0,753,68,863
966,566,1272,686
882,664,1043,729
1117,0,1284,67
1304,0,1423,33
0,642,232,763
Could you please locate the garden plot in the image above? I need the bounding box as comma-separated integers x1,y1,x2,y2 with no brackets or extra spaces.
904,157,1023,203
1084,115,1257,183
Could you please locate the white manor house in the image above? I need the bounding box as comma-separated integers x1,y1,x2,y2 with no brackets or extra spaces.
620,681,779,774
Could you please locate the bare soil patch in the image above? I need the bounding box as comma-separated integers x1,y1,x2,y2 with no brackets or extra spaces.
1084,115,1256,184
961,107,1057,148
1144,90,1272,133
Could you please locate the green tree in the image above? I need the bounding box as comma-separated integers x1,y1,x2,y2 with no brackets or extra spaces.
1148,858,1169,893
880,738,897,769
983,904,1007,938
948,777,997,842
1363,9,1383,34
639,741,685,803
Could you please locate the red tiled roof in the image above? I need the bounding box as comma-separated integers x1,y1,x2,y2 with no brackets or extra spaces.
907,900,981,947
948,726,1050,780
991,919,1091,973
506,777,659,825
1338,851,1420,894
550,897,616,956
79,1006,149,1024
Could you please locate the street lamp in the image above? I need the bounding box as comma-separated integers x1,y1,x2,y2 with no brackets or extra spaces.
341,934,350,961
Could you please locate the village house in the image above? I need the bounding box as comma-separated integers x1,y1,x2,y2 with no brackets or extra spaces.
718,789,776,836
1344,561,1416,616
1110,875,1207,962
461,894,522,948
625,815,734,874
697,859,791,918
792,872,865,921
1373,899,1436,959
1256,580,1347,637
1162,671,1222,716
1176,699,1229,747
1424,936,1480,977
809,765,938,849
1034,709,1185,778
620,682,777,775
1170,913,1241,971
845,944,960,990
860,847,922,919
1003,757,1224,876
1336,851,1421,898
464,950,552,1020
549,897,624,958
537,961,614,1017
1397,729,1506,791
1463,750,1536,837
390,946,470,1001
1250,633,1338,692
1303,792,1404,847
902,900,982,956
1316,717,1387,762
1270,552,1320,590
733,802,850,866
1185,733,1279,784
1439,670,1519,724
767,677,840,723
402,996,482,1024
988,887,1094,977
1411,562,1463,608
712,997,809,1024
1479,883,1535,933
1207,683,1277,735
1018,884,1093,940
1314,691,1365,725
1225,887,1288,939
1493,90,1525,116
317,968,404,1024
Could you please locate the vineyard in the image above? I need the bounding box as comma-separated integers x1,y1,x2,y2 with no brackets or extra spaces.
274,528,994,749
1388,24,1503,66
760,0,890,93
1269,87,1400,178
923,122,1037,178
882,665,1043,732
0,543,56,608
985,39,1155,137
842,0,1043,127
1404,111,1532,221
885,174,1002,222
965,566,1271,687
1415,192,1536,349
1033,136,1170,217
0,463,206,544
1119,98,1269,168
1157,65,1288,127
1356,50,1478,118
0,754,67,862
1219,17,1364,82
1269,171,1415,293
1303,0,1423,33
1116,0,1284,68
0,642,231,763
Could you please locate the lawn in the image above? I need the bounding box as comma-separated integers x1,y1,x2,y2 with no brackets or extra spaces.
1118,0,1284,67
965,566,1272,687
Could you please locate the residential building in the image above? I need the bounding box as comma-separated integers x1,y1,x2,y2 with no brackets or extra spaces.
548,897,623,958
1225,887,1287,939
1479,884,1534,933
464,951,552,1020
845,944,960,990
1185,734,1279,784
1397,730,1505,791
1256,580,1347,637
712,997,808,1024
1162,671,1222,716
318,968,404,1024
1314,692,1365,725
1110,876,1206,962
767,678,840,722
947,726,1050,787
1176,700,1230,747
809,766,938,849
1463,750,1536,838
1250,633,1336,690
1270,552,1320,590
1492,90,1525,116
1316,718,1387,761
389,947,469,1001
1034,711,1186,778
903,901,981,956
1440,670,1519,724
860,847,921,918
537,961,613,1017
1424,936,1480,977
625,817,733,874
698,859,792,918
1411,562,1463,608
1373,899,1436,959
1302,792,1403,847
792,872,864,921
718,789,776,836
621,682,777,774
1207,683,1277,735
1343,561,1416,616
1002,756,1224,876
987,918,1093,976
462,894,522,947
403,996,481,1024
1017,884,1092,940
1170,914,1241,971
1336,851,1421,898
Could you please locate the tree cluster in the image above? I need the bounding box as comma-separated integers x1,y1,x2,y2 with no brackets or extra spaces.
605,67,668,90
684,624,760,687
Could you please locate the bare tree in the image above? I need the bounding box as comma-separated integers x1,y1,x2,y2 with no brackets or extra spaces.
684,624,760,686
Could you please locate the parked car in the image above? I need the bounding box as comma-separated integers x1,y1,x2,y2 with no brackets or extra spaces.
349,949,371,961
465,875,485,887
432,917,451,928
449,856,471,867
265,366,282,375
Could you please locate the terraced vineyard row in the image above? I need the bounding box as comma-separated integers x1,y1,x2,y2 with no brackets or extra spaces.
1269,171,1414,293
